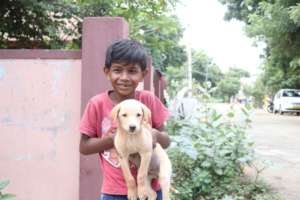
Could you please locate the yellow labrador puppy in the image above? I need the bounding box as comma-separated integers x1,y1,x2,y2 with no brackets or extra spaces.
111,99,172,200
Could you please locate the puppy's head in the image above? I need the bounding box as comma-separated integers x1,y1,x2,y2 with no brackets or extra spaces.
110,99,151,134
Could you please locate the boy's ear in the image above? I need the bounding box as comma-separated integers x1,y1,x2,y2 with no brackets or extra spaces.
103,67,110,80
141,104,151,124
110,104,121,122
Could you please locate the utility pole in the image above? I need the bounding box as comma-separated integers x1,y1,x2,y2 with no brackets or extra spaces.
185,22,192,96
187,44,192,90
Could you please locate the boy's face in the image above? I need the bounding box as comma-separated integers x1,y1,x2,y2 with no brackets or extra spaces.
104,63,148,100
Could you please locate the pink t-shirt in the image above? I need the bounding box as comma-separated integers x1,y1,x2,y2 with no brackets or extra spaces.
79,90,169,195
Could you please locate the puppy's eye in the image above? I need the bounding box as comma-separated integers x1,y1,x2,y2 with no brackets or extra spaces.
137,113,141,117
122,114,127,117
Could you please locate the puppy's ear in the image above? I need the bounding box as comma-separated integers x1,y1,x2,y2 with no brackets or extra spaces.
110,104,121,122
141,104,151,124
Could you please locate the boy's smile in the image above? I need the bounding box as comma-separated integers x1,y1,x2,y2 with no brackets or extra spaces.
104,63,148,103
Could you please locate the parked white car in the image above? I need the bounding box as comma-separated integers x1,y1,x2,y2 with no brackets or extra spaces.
273,89,300,115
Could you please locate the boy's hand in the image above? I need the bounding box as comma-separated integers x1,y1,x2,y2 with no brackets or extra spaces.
152,128,159,149
149,153,160,177
108,128,117,142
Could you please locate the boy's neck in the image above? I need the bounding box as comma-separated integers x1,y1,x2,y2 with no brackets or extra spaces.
109,90,136,104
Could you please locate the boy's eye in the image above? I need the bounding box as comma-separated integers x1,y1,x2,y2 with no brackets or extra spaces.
137,113,141,117
128,68,138,74
112,68,122,73
122,114,127,117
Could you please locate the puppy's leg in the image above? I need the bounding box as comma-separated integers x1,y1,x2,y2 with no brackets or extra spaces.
159,174,171,200
145,177,157,200
137,152,152,200
155,145,172,200
119,157,138,200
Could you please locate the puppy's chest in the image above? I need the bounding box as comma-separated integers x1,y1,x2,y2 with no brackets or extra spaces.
125,137,144,153
116,129,152,154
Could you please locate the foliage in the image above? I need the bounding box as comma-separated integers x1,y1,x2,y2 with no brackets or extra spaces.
0,0,81,49
0,180,15,200
0,0,186,71
192,50,223,87
242,82,265,108
227,67,250,79
131,14,187,70
219,0,300,92
215,67,250,102
165,49,224,99
78,0,186,70
217,78,241,102
165,65,187,98
167,84,255,199
166,84,282,199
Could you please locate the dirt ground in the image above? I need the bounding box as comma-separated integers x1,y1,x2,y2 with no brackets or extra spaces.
246,110,300,200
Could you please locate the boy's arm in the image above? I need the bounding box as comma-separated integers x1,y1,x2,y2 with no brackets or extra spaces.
79,133,114,155
153,126,170,149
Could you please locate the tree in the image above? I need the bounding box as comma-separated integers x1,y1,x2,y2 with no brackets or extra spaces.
243,76,267,107
0,0,80,48
219,0,300,92
216,67,250,102
130,14,187,70
227,67,250,78
0,0,186,71
217,78,241,102
192,50,223,87
164,49,224,98
77,0,186,70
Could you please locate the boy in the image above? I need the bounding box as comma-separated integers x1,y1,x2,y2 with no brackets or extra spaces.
79,39,170,200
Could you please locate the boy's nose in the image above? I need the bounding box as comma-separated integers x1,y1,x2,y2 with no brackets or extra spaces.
120,72,129,80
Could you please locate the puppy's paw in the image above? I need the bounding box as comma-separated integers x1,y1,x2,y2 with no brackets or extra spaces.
137,185,147,200
127,188,138,200
148,190,157,200
138,185,152,200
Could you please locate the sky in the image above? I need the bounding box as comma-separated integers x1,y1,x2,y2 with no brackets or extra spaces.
174,0,264,77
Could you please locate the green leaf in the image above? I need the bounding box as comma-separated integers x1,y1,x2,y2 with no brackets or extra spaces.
0,181,9,190
227,112,235,118
222,195,234,200
212,113,222,122
201,160,211,168
214,168,223,175
0,194,16,200
241,107,249,116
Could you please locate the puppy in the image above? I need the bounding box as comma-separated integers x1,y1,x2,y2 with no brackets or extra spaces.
110,99,172,200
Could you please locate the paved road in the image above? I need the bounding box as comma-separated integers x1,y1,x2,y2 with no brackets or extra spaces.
247,110,300,200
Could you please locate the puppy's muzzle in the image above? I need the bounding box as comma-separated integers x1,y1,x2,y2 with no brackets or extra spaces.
129,125,136,133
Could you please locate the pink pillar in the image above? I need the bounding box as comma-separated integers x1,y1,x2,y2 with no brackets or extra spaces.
80,17,129,200
144,57,154,92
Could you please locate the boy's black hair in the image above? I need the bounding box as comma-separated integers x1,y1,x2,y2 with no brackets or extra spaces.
105,39,148,70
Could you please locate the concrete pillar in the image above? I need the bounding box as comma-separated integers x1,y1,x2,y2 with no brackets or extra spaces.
80,17,129,200
144,56,154,92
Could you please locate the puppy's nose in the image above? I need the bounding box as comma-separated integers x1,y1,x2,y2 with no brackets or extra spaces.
129,125,136,132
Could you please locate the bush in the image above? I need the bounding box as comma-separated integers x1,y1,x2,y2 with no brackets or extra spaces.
166,84,281,200
0,180,15,200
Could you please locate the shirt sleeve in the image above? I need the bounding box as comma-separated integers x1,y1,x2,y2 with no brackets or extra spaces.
79,101,98,137
150,95,170,129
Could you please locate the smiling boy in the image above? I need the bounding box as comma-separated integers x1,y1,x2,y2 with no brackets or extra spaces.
79,39,170,200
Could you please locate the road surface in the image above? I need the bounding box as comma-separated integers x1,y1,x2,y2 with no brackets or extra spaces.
247,110,300,200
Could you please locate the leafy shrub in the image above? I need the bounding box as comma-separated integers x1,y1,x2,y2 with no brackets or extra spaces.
166,84,280,200
0,180,15,200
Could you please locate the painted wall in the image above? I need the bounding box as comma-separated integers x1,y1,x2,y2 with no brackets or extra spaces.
0,17,164,200
0,59,81,200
